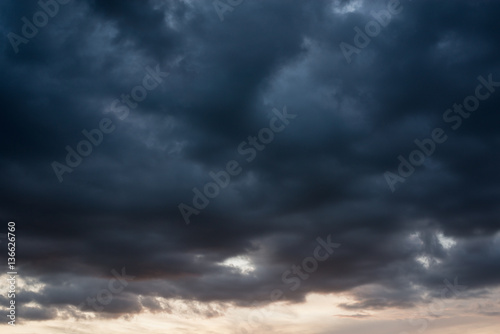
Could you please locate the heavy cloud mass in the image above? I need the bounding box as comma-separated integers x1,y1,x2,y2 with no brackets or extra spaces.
0,0,499,331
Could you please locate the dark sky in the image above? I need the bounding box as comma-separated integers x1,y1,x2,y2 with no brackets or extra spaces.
0,0,499,326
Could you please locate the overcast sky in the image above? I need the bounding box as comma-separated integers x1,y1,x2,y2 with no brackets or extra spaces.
1,0,499,333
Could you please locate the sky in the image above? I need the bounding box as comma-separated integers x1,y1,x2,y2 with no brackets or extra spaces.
0,0,500,333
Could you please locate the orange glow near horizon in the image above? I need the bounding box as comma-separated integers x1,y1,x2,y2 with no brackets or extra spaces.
2,290,499,334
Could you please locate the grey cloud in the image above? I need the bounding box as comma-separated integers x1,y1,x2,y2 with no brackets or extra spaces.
0,0,499,320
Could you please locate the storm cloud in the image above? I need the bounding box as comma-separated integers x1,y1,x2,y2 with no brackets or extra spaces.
0,0,499,325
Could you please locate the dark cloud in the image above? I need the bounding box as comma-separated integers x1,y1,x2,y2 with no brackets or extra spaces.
17,306,57,321
0,0,499,321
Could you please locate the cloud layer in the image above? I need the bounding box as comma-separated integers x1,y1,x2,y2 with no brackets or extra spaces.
0,0,499,322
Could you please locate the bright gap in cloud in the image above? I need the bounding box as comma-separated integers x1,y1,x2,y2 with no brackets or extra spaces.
416,255,431,269
437,232,456,249
219,256,255,275
331,0,363,14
